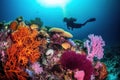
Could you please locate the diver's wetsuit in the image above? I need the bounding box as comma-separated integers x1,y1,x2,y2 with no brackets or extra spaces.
63,17,96,30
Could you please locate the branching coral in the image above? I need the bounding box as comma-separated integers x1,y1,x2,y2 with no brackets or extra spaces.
1,25,46,80
11,26,41,63
4,56,28,80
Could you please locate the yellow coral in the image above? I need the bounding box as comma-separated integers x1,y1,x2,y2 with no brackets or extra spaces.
30,24,39,30
62,42,71,50
60,31,73,38
49,27,65,33
49,27,73,38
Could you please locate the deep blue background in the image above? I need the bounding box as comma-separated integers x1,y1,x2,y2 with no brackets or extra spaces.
0,0,120,46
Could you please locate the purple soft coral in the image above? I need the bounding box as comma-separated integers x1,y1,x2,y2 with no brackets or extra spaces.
0,41,8,62
84,34,105,61
31,62,43,75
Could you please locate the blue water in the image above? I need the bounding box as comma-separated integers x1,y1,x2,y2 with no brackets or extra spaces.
0,0,120,46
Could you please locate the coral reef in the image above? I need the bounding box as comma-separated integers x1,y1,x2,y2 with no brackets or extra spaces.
0,17,108,80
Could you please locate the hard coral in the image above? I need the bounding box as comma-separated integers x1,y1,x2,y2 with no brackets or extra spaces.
49,27,73,38
60,51,94,80
49,27,65,33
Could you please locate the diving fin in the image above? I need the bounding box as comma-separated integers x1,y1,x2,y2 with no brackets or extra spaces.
87,18,96,22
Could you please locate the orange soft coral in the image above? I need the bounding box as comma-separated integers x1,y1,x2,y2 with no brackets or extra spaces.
2,25,47,80
11,26,41,64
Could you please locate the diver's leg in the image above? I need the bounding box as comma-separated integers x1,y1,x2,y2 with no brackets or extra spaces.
82,21,88,26
73,23,82,28
82,18,96,26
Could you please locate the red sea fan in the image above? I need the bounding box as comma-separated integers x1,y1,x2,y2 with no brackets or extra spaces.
60,51,94,80
60,51,80,70
77,54,94,80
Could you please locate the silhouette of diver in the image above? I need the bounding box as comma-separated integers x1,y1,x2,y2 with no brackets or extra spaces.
63,17,96,30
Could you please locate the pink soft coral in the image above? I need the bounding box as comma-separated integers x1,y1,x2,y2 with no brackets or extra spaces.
84,34,105,61
74,70,85,80
31,62,43,75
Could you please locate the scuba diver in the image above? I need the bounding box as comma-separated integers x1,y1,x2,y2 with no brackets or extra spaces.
63,17,96,30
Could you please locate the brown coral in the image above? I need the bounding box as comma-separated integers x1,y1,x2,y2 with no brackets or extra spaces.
99,63,108,80
9,21,18,31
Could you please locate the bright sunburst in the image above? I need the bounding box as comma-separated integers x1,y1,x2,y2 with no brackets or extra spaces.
37,0,70,7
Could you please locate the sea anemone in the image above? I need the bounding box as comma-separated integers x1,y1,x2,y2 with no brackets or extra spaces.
60,50,94,80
